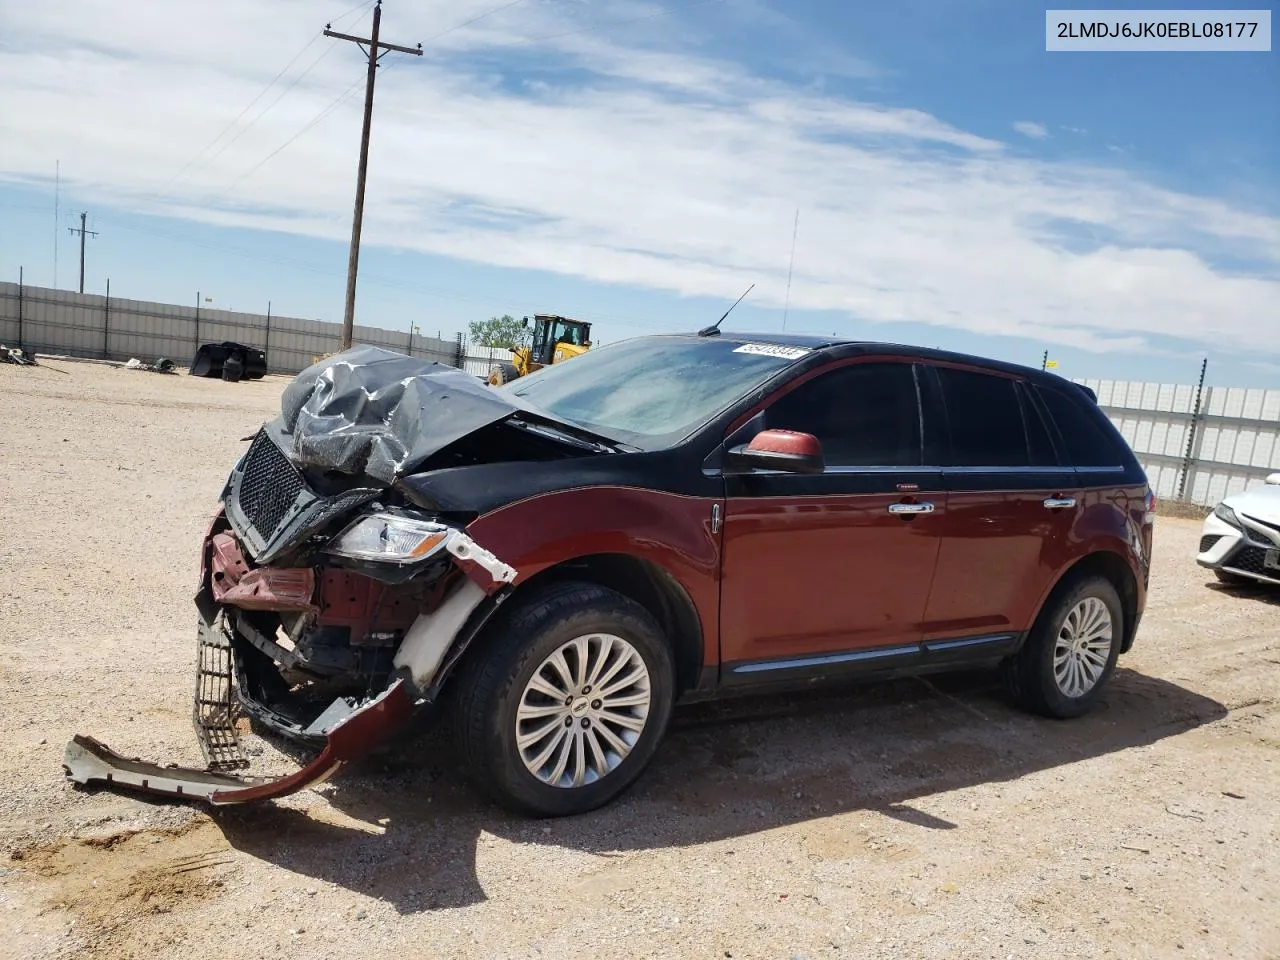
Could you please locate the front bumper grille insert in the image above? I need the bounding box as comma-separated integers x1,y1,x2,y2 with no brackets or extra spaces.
237,431,304,546
224,431,380,564
194,614,249,772
1224,543,1279,578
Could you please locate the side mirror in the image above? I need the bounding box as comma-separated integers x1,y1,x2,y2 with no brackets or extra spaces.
1266,472,1280,485
727,429,824,475
522,316,530,328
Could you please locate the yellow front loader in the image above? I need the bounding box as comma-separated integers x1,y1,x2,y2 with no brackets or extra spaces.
487,314,592,385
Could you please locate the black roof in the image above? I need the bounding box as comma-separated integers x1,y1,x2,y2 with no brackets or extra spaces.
660,329,1077,389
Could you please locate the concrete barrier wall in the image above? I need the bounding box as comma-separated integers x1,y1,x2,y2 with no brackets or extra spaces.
1078,378,1280,505
0,281,463,374
5,279,1274,505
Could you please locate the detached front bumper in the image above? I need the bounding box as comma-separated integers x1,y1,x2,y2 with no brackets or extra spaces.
64,679,414,805
64,511,517,805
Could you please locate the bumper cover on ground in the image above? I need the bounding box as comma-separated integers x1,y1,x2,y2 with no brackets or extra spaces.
63,679,413,805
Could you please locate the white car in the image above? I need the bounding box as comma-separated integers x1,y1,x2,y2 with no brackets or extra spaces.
1197,473,1280,586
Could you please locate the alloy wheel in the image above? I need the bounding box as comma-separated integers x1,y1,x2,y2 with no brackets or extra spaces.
1052,596,1114,698
515,633,652,788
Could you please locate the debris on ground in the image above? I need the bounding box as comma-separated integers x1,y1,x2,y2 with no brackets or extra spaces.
190,341,267,382
0,344,38,365
123,357,177,374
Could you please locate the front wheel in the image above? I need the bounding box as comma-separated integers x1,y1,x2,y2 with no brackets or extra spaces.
487,362,521,386
450,582,675,816
1005,574,1123,719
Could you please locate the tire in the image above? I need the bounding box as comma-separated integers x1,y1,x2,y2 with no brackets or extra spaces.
487,362,521,386
1214,569,1252,586
222,355,245,383
449,581,675,816
1004,573,1123,719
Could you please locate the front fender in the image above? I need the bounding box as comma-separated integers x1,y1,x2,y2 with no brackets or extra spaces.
464,486,721,666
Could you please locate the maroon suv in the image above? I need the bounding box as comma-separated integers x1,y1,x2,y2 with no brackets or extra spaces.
66,332,1154,817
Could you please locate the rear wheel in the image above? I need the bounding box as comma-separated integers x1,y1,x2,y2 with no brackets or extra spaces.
1005,574,1123,719
450,582,675,816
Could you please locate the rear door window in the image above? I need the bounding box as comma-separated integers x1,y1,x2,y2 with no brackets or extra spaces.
933,367,1031,466
765,362,922,467
1036,385,1123,467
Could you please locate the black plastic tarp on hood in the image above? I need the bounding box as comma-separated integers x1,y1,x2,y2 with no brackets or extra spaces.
266,345,518,484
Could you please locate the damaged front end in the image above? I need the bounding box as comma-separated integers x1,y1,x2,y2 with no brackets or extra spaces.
65,348,526,804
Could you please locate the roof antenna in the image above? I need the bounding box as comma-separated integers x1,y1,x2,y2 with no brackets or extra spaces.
698,283,755,337
781,208,799,332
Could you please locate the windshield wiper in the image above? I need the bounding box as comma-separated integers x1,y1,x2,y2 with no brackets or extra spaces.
507,414,625,454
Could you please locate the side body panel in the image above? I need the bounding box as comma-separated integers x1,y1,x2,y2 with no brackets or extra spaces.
430,341,1153,701
464,486,723,666
1024,477,1152,634
719,473,945,663
915,361,1148,643
922,470,1080,638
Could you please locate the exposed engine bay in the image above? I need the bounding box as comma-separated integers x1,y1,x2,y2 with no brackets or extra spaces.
64,346,608,804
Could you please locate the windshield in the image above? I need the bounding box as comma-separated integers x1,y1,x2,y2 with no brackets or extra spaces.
500,336,810,448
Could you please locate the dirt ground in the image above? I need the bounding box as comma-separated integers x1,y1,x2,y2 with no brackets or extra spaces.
1,359,1277,960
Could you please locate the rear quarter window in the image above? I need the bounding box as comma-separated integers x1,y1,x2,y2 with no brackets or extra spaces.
1035,385,1123,467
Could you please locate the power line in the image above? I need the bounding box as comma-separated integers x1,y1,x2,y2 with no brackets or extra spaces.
215,32,422,195
421,0,533,43
217,72,370,193
64,0,732,325
214,0,720,192
161,0,375,189
189,41,344,178
163,39,325,188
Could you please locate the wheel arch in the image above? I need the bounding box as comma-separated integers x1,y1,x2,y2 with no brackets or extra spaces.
509,553,705,695
1032,549,1140,653
430,551,705,707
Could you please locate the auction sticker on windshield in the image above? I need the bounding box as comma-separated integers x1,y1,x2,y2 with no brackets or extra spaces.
733,343,811,360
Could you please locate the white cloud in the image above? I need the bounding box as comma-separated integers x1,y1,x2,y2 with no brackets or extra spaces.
0,0,1277,358
1013,121,1049,140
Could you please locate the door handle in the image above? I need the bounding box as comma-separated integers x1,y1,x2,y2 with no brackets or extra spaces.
888,501,934,516
1043,497,1076,509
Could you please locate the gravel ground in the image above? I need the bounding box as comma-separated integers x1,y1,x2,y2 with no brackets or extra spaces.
1,359,1277,960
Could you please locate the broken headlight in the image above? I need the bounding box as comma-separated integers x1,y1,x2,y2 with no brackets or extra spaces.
327,513,451,565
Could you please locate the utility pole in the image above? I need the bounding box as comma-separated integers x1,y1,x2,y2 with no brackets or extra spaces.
53,160,60,288
325,2,422,349
68,211,98,294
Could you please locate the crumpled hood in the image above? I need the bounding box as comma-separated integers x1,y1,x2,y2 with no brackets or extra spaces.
266,345,519,484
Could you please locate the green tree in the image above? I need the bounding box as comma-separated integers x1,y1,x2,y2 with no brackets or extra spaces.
468,314,529,349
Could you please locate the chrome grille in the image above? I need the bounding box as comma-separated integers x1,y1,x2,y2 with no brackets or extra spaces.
237,431,304,544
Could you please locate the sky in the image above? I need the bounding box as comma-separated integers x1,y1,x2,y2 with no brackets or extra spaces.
0,0,1276,385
